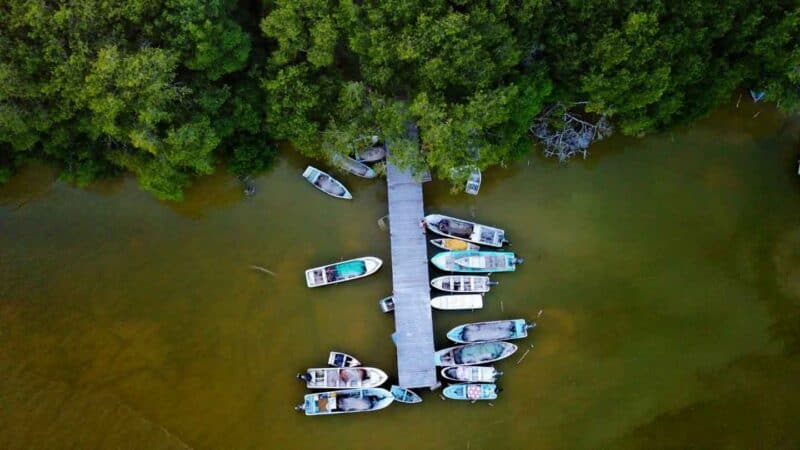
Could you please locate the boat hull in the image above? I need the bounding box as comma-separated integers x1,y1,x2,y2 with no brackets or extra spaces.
430,294,483,310
298,388,394,416
301,367,388,389
430,275,493,293
302,166,352,199
305,257,383,288
434,341,518,366
446,319,533,343
331,154,377,178
390,385,423,404
425,214,506,247
441,366,501,383
430,238,480,251
431,251,519,273
443,383,498,401
356,144,386,162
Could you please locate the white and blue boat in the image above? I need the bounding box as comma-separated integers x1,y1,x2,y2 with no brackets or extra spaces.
441,366,502,383
434,341,518,366
443,383,499,401
430,251,522,273
297,367,388,389
425,214,507,247
446,319,535,344
305,256,383,288
302,166,352,199
295,388,394,416
390,385,423,404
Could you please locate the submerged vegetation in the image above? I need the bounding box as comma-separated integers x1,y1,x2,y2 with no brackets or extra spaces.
1,1,798,199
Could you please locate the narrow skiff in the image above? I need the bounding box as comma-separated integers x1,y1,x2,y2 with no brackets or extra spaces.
443,383,498,401
441,366,502,383
356,144,386,163
390,385,423,404
298,367,388,389
331,154,377,178
430,294,483,310
302,166,352,199
430,275,496,293
430,238,480,251
328,351,361,368
431,250,522,273
295,388,394,416
305,257,383,288
446,319,535,343
378,296,395,313
434,341,518,366
425,214,507,247
465,169,481,195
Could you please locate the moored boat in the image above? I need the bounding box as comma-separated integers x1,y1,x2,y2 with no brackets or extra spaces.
443,383,499,401
298,367,388,389
430,238,480,251
390,385,423,404
430,294,483,310
331,154,377,178
305,256,383,288
356,144,386,162
424,214,507,247
302,166,352,199
431,251,522,273
378,296,395,313
465,168,481,195
434,341,518,366
295,388,394,416
441,366,502,383
328,351,361,368
430,275,496,293
446,319,535,343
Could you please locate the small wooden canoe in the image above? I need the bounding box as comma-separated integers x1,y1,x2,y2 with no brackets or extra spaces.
298,367,388,389
430,275,496,293
431,294,483,310
390,385,423,404
434,341,518,366
446,319,535,343
443,383,498,401
431,251,522,273
430,238,480,251
331,153,377,178
302,166,352,199
328,351,361,368
356,144,386,162
305,257,383,288
295,388,394,416
378,296,395,313
425,214,507,247
441,366,502,383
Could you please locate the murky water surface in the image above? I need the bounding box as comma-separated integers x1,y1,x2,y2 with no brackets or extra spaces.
2,103,800,449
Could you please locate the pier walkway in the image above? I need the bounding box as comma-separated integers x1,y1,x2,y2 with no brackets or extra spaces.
386,159,437,388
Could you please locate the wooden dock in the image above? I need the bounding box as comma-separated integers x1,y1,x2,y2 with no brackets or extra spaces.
386,159,437,388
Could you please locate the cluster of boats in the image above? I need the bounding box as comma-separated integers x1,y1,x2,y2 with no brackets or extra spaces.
302,144,386,200
295,351,422,416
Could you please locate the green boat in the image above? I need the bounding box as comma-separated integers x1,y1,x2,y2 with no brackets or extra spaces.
446,319,535,343
443,383,498,401
430,251,522,273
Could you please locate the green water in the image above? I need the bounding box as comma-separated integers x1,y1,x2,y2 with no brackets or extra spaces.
2,102,800,449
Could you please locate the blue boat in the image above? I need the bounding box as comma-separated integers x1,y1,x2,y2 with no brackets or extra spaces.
446,319,535,344
305,256,383,288
443,383,499,401
434,341,518,366
390,385,423,404
430,251,522,273
295,388,394,416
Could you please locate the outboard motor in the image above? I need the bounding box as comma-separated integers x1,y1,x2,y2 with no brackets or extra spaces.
487,281,500,286
294,404,305,412
296,373,312,382
526,322,537,330
514,257,524,265
496,386,504,393
495,370,504,378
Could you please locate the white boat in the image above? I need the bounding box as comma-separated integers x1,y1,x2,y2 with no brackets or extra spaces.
331,154,377,178
305,257,383,288
295,388,394,416
298,367,388,389
430,238,480,251
431,294,483,310
302,166,352,199
465,168,481,195
441,366,502,383
434,341,518,366
425,214,507,247
430,275,496,293
328,351,361,368
378,296,395,313
356,144,386,162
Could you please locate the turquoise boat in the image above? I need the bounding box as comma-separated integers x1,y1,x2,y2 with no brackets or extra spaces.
430,251,522,273
295,388,394,416
305,256,383,288
446,319,535,344
390,385,423,404
443,383,499,401
434,341,518,366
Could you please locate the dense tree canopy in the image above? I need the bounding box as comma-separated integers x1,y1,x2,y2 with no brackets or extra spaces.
1,0,797,198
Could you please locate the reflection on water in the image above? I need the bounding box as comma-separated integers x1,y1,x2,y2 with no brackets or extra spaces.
1,102,800,450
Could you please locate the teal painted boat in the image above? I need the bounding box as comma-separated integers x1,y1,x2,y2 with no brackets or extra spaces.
305,256,383,288
434,341,518,366
390,385,423,404
430,251,522,273
446,319,535,344
443,383,499,401
295,388,394,416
